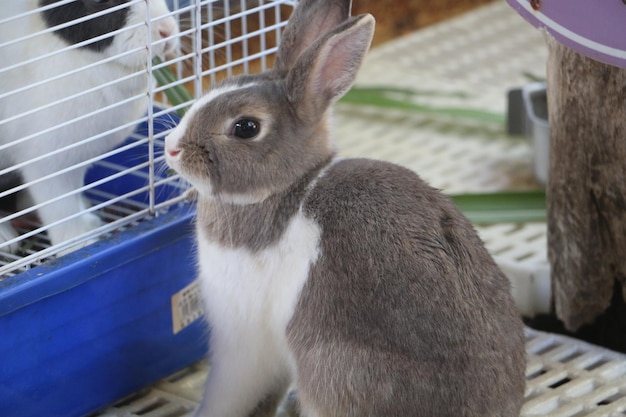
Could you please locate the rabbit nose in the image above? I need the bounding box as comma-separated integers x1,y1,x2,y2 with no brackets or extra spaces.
158,19,179,54
157,17,177,40
159,28,171,39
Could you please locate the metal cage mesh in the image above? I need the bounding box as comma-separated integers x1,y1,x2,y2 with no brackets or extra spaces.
0,0,293,277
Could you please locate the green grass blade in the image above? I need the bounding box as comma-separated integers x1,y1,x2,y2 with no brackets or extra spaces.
449,191,546,224
340,87,505,125
152,57,193,116
346,85,471,99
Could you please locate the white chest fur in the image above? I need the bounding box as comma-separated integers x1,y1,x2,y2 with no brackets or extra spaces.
194,208,322,416
196,207,321,363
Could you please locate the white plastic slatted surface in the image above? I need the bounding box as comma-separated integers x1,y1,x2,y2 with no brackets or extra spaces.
0,0,292,277
94,329,626,417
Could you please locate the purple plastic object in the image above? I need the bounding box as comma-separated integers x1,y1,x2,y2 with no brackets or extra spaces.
506,0,626,68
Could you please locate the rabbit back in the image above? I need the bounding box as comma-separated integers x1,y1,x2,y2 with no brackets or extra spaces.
287,157,526,417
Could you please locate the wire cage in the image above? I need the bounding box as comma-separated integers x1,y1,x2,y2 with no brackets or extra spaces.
0,1,294,416
0,0,294,277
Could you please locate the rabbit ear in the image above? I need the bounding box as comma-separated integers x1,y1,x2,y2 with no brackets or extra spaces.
285,14,375,123
274,0,352,71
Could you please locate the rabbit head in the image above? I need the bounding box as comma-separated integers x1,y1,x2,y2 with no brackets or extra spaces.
165,0,375,204
38,0,179,68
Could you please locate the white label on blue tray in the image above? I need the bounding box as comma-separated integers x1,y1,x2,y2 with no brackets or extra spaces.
172,279,204,334
506,0,626,68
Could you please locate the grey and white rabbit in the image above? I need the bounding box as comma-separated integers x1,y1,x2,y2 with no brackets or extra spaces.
0,0,179,253
165,0,526,416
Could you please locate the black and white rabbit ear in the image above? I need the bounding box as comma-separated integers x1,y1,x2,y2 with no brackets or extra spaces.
274,0,352,71
285,14,375,122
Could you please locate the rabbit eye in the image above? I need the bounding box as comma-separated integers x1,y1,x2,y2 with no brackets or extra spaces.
232,118,260,140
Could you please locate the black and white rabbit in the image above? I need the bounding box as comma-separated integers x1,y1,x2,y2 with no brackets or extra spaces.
0,0,179,253
165,0,526,416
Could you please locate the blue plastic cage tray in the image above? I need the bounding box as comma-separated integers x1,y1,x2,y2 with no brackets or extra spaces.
0,112,207,417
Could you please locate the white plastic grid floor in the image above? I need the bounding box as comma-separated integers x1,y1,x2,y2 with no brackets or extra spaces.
96,2,624,416
95,329,626,417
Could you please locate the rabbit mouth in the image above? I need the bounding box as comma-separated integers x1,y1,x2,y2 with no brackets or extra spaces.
164,147,183,174
162,39,178,58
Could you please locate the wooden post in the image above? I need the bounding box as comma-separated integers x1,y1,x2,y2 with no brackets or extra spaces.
546,36,626,332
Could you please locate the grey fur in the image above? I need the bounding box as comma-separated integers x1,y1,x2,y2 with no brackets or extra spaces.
290,158,526,416
196,159,329,251
170,0,526,415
